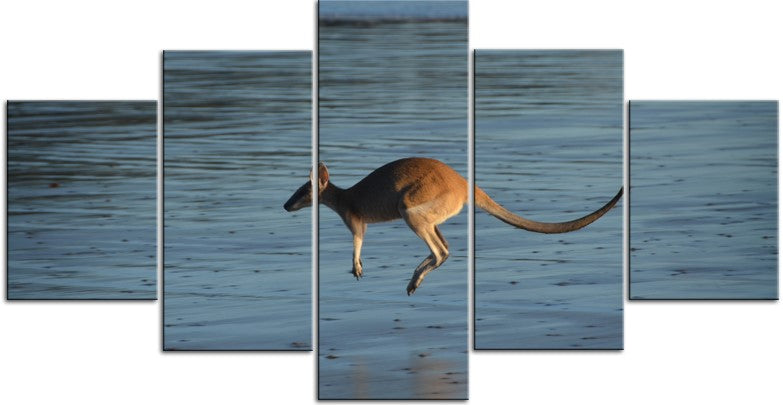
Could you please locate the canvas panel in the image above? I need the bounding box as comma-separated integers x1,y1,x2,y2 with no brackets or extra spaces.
163,51,312,350
629,101,778,300
7,101,157,300
317,0,468,399
474,50,624,349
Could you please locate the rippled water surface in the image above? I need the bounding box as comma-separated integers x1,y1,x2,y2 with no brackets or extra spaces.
163,51,311,349
630,101,778,299
7,101,156,299
319,1,468,399
474,50,624,349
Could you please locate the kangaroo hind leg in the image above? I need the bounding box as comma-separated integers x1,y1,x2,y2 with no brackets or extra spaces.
402,213,450,295
434,225,449,252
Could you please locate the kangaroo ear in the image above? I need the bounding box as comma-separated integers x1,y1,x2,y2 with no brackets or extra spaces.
317,162,329,190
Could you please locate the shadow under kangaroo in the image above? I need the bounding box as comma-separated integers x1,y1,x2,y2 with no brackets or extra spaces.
285,157,622,295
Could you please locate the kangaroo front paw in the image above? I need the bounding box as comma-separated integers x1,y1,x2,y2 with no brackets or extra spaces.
352,263,363,280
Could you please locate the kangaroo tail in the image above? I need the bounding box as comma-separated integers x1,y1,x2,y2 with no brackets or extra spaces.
474,186,623,234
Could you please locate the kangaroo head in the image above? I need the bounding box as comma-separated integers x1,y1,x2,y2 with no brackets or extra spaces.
283,162,329,212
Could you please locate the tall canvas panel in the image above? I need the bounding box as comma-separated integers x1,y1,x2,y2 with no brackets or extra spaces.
316,1,468,399
474,50,624,349
163,51,312,350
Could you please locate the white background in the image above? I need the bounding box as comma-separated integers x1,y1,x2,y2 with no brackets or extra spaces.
1,0,780,404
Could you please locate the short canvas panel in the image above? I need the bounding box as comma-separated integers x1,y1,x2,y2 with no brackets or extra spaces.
629,101,778,300
7,101,157,300
474,50,624,349
163,51,312,350
316,0,468,399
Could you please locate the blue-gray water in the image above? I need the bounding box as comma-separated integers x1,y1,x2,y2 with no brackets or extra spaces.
474,50,624,349
319,0,467,22
319,1,468,399
7,101,156,299
163,51,311,350
630,101,778,299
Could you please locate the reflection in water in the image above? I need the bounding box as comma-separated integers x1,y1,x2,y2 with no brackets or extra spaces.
343,353,464,399
351,362,370,399
321,330,467,400
319,1,467,399
7,101,156,299
163,51,311,349
474,50,623,349
411,354,465,398
630,101,778,299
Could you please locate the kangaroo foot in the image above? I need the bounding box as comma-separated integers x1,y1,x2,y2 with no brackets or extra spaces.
407,254,447,295
406,277,422,296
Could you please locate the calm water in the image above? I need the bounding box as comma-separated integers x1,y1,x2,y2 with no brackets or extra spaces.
630,101,778,299
319,1,468,399
7,101,156,299
474,50,624,349
163,51,311,350
319,0,467,21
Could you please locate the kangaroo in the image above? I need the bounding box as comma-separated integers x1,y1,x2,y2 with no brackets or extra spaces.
284,157,622,295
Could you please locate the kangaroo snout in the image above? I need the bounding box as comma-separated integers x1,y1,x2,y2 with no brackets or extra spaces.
283,194,304,211
284,181,313,212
